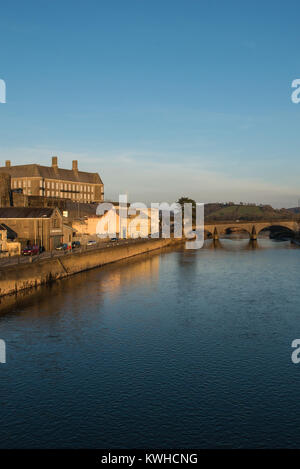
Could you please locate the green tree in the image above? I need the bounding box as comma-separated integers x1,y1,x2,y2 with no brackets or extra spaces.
177,197,196,208
177,197,197,223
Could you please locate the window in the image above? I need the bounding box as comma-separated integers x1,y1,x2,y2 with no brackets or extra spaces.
39,190,43,196
14,181,17,188
91,186,94,193
47,181,50,189
28,180,31,187
52,217,60,228
68,184,71,190
52,182,54,189
88,186,90,192
64,183,67,190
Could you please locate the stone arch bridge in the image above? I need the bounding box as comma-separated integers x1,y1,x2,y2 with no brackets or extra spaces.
204,220,299,240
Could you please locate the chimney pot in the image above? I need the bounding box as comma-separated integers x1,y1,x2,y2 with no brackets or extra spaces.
5,160,11,168
52,156,58,168
72,160,78,171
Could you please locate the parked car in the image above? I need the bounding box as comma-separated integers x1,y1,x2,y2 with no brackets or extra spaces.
22,245,40,256
72,241,81,249
55,243,68,251
87,240,97,246
110,237,118,242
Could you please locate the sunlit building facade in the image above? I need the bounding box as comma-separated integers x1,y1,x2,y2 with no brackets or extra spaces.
0,157,104,203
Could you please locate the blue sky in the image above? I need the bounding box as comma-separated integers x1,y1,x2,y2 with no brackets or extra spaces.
0,0,300,207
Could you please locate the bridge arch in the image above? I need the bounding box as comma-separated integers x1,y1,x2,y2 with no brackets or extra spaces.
204,229,213,239
256,223,295,238
222,226,252,238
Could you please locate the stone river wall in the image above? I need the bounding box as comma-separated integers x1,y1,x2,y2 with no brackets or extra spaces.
0,238,180,297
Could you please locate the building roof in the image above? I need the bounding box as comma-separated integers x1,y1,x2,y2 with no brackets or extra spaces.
63,223,73,230
0,223,18,239
104,201,131,207
0,164,103,184
0,207,59,219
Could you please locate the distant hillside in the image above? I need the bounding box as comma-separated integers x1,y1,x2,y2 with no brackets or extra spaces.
204,203,225,217
287,207,300,214
205,203,294,221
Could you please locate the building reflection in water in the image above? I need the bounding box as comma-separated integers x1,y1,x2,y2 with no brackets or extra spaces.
95,252,160,299
0,250,161,320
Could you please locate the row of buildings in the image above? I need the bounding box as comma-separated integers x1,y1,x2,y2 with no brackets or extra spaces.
0,157,159,256
0,157,104,254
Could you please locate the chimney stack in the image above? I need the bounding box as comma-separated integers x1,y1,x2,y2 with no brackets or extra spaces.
5,160,11,168
72,160,78,171
52,156,58,169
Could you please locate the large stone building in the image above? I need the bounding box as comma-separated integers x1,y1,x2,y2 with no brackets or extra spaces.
0,157,104,203
0,207,63,250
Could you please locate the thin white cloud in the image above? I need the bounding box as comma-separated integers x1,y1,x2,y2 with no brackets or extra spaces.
0,146,298,208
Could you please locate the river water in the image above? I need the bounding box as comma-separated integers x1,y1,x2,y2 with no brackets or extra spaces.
1,238,300,448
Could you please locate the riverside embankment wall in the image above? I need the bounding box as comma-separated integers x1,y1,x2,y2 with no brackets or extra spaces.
0,238,178,297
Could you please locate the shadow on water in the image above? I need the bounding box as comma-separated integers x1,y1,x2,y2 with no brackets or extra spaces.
207,238,258,250
204,237,257,250
204,236,299,251
0,237,298,319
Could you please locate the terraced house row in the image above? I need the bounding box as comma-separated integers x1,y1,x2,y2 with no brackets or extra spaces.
0,156,104,203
